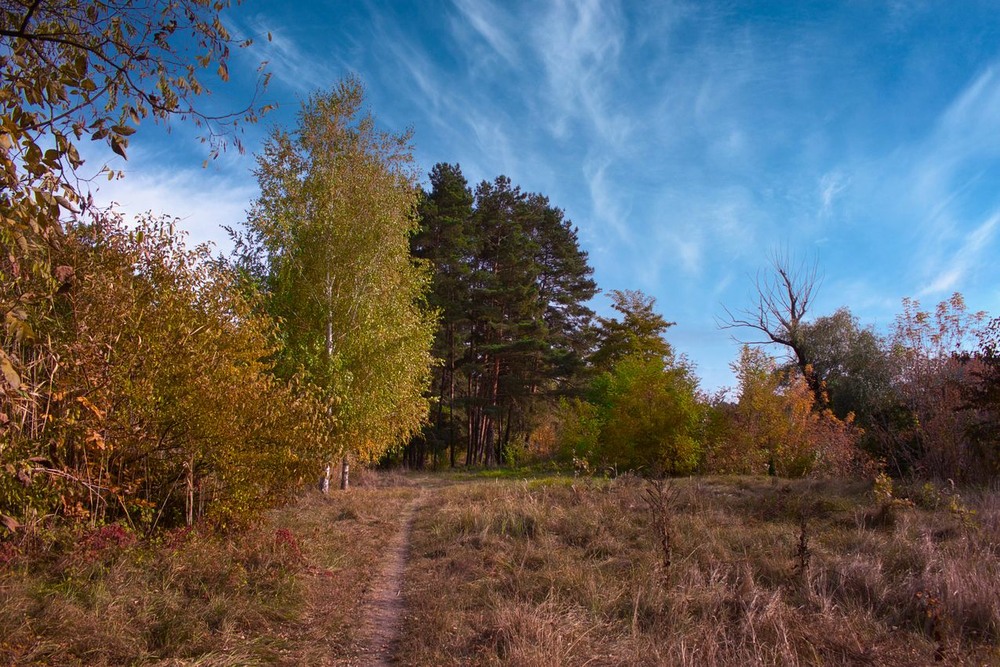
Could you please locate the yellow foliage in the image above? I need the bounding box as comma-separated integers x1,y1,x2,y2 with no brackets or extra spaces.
718,346,864,477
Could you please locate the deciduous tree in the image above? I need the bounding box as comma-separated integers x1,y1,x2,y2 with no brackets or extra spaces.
798,307,893,424
244,77,435,487
591,289,674,371
963,317,1000,479
1,0,268,341
591,354,701,475
720,252,824,405
887,293,986,480
1,214,328,530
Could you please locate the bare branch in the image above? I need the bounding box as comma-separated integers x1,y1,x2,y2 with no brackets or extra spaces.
718,250,826,405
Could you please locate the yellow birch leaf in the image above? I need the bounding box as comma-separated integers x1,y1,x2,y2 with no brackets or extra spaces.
0,351,20,390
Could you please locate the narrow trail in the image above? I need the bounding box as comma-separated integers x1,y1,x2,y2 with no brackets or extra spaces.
356,487,425,666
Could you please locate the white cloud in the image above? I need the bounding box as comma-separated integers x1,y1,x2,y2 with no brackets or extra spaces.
893,64,1000,296
236,14,340,95
918,211,1000,297
936,66,1000,149
450,0,519,66
583,158,632,246
818,171,850,217
669,232,704,275
531,0,631,145
84,145,256,255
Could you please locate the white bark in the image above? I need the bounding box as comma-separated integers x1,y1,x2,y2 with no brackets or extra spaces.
320,463,331,494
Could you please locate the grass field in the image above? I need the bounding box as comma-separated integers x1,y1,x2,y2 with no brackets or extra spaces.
399,474,999,666
1,471,998,665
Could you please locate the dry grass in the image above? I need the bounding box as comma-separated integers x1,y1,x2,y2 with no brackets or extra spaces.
0,472,421,666
3,473,997,665
399,475,1000,666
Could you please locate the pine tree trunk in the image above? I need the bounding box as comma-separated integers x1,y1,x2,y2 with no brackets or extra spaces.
501,404,514,463
449,355,457,467
447,325,456,467
467,371,479,465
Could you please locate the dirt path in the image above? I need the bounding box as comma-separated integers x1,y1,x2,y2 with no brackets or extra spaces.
355,487,425,666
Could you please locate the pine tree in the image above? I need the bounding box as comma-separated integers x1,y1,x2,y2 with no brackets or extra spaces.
408,163,475,468
464,178,597,465
405,168,597,467
464,177,537,465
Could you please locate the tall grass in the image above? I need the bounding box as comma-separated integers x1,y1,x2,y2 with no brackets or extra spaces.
0,475,422,665
3,472,996,665
399,476,1000,666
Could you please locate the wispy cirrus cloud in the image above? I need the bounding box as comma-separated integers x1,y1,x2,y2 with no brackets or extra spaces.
228,11,346,99
818,171,850,217
449,0,519,67
582,158,632,250
111,0,1000,392
918,211,1000,297
887,64,1000,299
530,0,630,145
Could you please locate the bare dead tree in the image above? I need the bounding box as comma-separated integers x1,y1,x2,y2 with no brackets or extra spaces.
719,251,826,406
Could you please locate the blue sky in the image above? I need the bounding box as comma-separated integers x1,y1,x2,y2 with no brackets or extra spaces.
93,0,1000,393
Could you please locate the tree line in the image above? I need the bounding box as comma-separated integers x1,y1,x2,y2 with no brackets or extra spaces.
402,197,1000,483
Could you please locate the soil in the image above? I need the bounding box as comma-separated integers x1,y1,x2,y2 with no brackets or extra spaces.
353,489,424,666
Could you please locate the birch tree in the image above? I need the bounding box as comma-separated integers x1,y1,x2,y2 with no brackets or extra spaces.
244,77,435,488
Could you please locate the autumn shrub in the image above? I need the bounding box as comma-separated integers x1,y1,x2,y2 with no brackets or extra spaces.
711,346,866,477
881,294,990,481
1,212,333,533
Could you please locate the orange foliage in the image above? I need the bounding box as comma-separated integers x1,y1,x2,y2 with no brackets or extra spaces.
711,346,866,477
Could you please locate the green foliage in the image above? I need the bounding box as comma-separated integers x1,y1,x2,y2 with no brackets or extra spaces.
463,177,597,466
589,355,702,475
407,163,475,467
548,397,602,464
872,472,895,504
244,77,435,465
590,289,675,371
405,165,597,468
546,290,699,476
798,307,894,423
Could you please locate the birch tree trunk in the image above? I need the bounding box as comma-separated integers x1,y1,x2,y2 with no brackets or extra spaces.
320,463,331,494
185,455,195,526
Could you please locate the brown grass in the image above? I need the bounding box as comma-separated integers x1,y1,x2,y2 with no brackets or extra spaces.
3,473,997,666
399,475,1000,666
0,472,421,666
